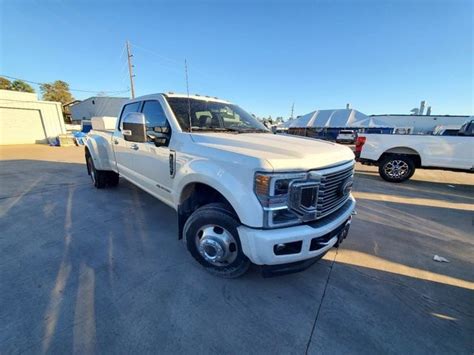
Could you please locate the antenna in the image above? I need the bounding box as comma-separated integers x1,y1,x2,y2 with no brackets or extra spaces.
185,59,192,132
126,41,136,99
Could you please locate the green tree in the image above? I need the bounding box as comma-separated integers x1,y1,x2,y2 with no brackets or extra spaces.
11,80,35,93
40,80,74,104
0,77,12,90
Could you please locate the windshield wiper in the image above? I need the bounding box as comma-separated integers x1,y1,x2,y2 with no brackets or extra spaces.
190,127,241,133
233,128,270,133
190,127,270,133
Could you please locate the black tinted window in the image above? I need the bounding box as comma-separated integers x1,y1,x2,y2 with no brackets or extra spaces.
166,97,268,132
459,122,474,136
142,101,168,128
120,102,141,120
467,123,474,136
119,102,141,130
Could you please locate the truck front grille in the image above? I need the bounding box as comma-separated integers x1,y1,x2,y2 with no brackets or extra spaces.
315,163,354,219
289,161,354,221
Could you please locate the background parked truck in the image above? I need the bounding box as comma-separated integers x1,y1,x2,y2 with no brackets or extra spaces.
356,120,474,182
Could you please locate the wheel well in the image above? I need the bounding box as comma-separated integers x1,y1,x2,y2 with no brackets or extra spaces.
177,183,238,239
379,147,421,167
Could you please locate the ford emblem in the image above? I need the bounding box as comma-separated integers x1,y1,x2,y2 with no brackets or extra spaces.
340,178,353,196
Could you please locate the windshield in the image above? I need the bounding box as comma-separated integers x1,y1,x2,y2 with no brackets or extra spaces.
165,97,269,133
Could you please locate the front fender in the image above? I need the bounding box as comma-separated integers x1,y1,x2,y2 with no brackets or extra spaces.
174,160,264,228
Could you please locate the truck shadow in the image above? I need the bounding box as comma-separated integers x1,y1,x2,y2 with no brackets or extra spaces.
354,169,474,205
0,159,472,354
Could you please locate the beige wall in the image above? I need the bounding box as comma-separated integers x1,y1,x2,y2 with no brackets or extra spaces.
0,90,66,145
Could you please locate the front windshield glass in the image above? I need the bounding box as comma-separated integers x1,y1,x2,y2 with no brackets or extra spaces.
165,97,269,133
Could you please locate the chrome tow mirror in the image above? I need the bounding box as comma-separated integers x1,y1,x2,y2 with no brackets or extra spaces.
122,112,147,143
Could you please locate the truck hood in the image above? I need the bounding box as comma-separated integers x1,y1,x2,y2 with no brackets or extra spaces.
190,133,355,171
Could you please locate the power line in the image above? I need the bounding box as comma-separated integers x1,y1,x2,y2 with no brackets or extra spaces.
130,42,182,66
0,74,129,94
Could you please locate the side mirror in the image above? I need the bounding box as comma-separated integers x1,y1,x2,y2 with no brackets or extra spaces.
151,132,169,147
122,112,147,143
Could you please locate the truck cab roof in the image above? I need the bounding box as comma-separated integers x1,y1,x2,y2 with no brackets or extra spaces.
129,92,232,105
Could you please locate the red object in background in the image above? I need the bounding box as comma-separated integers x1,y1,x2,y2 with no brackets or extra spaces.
355,136,366,154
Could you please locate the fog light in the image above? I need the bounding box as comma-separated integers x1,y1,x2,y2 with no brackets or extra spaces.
275,244,286,252
273,241,302,255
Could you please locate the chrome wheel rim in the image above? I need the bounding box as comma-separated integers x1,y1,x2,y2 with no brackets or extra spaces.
195,224,238,266
384,160,409,179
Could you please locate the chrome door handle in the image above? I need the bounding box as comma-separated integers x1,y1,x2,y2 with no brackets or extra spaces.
130,144,139,151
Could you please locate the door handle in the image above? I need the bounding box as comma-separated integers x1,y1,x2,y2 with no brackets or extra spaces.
130,144,139,151
114,139,119,145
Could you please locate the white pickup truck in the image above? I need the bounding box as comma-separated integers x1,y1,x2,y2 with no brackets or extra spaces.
85,93,356,277
356,119,474,182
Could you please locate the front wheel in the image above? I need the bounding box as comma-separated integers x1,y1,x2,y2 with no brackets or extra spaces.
183,203,250,278
379,155,416,183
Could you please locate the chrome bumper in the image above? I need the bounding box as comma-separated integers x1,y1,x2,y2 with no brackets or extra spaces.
238,195,356,265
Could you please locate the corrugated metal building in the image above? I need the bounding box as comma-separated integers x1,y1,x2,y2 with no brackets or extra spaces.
70,96,128,121
0,90,65,145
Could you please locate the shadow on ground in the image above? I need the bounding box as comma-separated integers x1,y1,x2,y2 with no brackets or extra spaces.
0,158,473,354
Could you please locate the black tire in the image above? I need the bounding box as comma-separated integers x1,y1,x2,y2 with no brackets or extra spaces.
106,171,120,187
379,155,416,183
85,153,107,188
183,203,250,278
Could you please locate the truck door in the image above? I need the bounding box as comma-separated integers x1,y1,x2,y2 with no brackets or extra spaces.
454,121,474,169
422,122,473,170
131,99,175,206
113,101,143,181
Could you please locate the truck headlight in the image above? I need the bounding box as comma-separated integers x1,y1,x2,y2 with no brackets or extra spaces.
254,172,307,228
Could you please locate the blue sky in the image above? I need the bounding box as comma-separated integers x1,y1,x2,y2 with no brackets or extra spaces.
1,0,472,117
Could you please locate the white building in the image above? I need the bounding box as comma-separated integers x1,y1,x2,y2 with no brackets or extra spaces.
0,89,66,145
367,114,470,134
70,96,128,121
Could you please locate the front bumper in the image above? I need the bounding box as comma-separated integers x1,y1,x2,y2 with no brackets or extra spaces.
238,195,356,265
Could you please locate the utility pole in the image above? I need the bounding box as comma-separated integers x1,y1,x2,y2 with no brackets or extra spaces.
126,41,135,99
290,102,295,119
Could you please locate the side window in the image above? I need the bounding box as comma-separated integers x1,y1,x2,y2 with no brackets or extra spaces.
458,121,474,137
142,100,168,129
118,102,141,130
467,123,474,136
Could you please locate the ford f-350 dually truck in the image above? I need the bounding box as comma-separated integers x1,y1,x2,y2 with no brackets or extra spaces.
85,93,356,277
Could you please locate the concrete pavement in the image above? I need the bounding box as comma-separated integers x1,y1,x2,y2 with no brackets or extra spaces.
0,145,473,354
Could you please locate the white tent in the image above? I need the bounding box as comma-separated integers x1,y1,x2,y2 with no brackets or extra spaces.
288,109,370,128
351,116,393,128
280,119,295,128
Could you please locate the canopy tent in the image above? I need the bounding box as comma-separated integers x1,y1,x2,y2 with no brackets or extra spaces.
350,116,393,128
288,109,371,128
277,119,296,129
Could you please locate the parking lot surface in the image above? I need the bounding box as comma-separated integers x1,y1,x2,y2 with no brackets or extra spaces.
1,145,473,354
